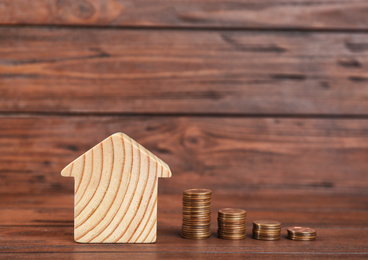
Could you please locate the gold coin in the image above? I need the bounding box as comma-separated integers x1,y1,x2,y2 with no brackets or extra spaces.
253,229,281,233
253,227,281,231
183,210,211,214
218,217,246,221
253,232,281,236
217,208,247,240
252,228,281,239
182,230,211,234
218,208,246,215
183,222,211,226
220,229,246,233
289,237,316,241
183,210,211,213
218,230,246,233
253,220,281,227
183,219,211,226
183,202,211,206
183,189,212,196
183,199,211,203
183,215,211,219
182,235,211,239
182,236,211,239
287,227,316,235
218,219,246,224
182,189,212,240
252,236,280,241
219,224,246,228
220,231,246,234
182,227,211,232
183,214,211,217
288,233,316,238
219,223,245,227
219,235,246,240
183,220,211,223
183,209,211,213
252,234,281,238
182,196,211,200
287,227,316,241
183,214,211,218
183,206,211,209
183,195,211,198
219,233,246,237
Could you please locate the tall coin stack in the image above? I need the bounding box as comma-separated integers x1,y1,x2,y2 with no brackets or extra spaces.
218,208,246,240
287,227,316,241
182,189,212,239
252,220,281,240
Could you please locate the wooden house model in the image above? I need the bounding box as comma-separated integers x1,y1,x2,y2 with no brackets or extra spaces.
61,133,172,243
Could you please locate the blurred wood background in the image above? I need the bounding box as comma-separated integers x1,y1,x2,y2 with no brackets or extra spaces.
0,0,367,258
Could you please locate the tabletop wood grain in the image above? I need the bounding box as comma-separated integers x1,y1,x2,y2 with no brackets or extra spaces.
1,192,367,259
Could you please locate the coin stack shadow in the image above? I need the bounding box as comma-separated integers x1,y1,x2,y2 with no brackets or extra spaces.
182,189,212,239
287,227,316,241
252,220,281,240
218,208,246,239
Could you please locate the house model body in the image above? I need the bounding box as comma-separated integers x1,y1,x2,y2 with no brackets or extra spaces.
61,133,172,243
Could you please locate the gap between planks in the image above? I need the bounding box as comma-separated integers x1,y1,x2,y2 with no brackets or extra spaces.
1,112,368,119
2,24,368,33
1,251,368,255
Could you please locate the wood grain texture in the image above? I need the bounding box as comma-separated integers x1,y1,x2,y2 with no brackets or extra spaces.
0,192,367,258
1,28,368,115
0,0,368,29
61,133,171,243
1,115,368,195
1,0,367,257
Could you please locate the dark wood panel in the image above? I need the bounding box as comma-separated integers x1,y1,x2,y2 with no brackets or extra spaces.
1,28,368,115
0,193,367,258
1,116,367,195
0,0,367,30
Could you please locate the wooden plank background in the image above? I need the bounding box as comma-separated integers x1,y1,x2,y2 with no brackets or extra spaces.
1,28,368,115
1,116,368,195
0,0,368,258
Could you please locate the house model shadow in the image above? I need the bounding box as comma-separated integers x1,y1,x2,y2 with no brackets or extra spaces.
61,132,172,243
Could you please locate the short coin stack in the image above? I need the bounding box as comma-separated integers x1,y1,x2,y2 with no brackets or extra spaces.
287,227,316,241
252,220,281,240
182,189,212,239
218,208,246,240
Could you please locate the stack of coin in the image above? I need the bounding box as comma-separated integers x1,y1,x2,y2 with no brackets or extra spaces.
287,227,316,241
217,208,246,239
252,220,281,240
182,189,212,239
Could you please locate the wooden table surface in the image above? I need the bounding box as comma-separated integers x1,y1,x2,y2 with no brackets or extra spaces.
1,191,368,259
1,0,368,258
